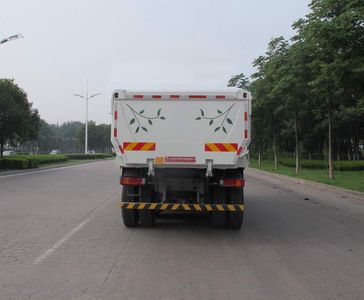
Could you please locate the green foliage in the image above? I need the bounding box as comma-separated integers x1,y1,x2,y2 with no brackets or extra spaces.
0,153,113,170
250,158,364,192
1,158,29,169
20,154,69,165
0,79,40,157
64,153,113,160
231,0,364,178
228,73,250,89
278,157,364,171
77,121,113,150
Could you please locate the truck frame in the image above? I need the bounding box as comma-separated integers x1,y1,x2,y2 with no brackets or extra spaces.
111,89,251,229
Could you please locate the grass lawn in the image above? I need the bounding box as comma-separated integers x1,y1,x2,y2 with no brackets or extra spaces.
249,159,364,193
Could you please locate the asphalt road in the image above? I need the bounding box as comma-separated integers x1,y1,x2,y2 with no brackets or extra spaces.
0,160,363,300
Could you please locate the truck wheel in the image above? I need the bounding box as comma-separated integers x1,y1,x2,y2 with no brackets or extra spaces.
211,187,227,228
227,188,244,229
139,185,155,227
121,187,139,227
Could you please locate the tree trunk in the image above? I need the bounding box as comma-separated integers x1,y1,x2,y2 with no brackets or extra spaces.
0,131,4,158
354,121,359,160
273,131,278,171
294,115,300,176
328,112,334,179
258,144,262,167
347,138,353,160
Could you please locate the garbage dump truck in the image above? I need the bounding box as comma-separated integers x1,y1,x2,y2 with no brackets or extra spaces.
111,89,251,229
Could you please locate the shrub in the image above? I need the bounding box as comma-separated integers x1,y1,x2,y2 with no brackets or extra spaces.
334,161,364,171
65,153,113,160
26,157,40,168
1,157,29,169
278,157,364,171
20,154,68,165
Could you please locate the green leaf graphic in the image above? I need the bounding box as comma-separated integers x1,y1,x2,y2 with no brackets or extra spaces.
217,109,222,114
222,126,227,133
214,127,220,132
227,118,233,125
157,109,161,116
160,116,166,120
148,120,153,125
139,109,144,114
135,126,140,133
209,120,213,126
141,127,148,132
200,109,205,117
195,117,202,120
129,118,135,125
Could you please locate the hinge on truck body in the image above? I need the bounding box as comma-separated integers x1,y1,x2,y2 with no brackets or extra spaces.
206,159,213,177
147,158,154,176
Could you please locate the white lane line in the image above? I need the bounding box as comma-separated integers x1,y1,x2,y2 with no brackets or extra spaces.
33,218,90,265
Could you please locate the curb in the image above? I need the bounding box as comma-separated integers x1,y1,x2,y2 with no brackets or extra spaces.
246,167,364,199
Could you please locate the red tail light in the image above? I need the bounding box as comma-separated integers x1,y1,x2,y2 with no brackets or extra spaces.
120,177,146,186
220,179,245,188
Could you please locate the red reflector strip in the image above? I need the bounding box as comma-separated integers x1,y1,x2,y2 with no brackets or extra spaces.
237,146,243,155
120,177,146,186
152,95,162,99
216,95,226,99
204,143,238,152
244,129,248,139
114,111,118,120
244,112,248,121
170,95,180,99
123,142,156,151
189,95,207,99
133,95,143,99
220,179,245,188
113,128,117,137
118,144,124,154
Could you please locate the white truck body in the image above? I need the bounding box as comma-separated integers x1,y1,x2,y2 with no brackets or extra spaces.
111,89,251,170
112,89,251,229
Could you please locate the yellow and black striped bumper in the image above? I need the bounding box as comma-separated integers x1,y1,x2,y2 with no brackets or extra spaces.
120,202,244,212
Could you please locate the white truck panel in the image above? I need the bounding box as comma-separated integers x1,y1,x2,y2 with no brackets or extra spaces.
111,89,251,169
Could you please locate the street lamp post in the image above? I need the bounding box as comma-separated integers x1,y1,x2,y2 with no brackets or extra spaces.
73,80,100,154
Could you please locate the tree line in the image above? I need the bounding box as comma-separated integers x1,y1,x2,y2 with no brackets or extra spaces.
20,120,112,154
229,0,364,179
0,78,112,156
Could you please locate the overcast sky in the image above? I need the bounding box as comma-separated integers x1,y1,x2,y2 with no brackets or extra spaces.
0,0,310,125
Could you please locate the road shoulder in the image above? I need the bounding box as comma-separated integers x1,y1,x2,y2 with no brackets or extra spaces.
247,167,364,201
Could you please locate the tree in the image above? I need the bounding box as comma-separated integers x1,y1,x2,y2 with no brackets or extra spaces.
272,40,313,174
293,0,364,178
249,37,289,170
77,122,112,153
231,0,363,179
0,79,40,157
228,73,250,90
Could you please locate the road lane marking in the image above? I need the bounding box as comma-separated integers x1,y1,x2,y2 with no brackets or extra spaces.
33,218,90,265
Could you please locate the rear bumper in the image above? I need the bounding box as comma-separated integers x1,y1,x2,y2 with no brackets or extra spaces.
120,202,244,212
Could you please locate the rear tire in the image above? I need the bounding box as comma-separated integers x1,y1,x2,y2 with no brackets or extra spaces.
121,186,139,227
227,188,244,229
211,186,227,228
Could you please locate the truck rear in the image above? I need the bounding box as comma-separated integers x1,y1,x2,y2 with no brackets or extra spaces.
111,89,251,229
